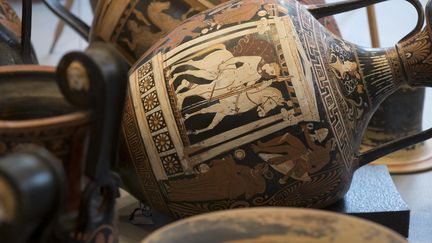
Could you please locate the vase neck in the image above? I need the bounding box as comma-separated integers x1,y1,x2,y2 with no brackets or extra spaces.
356,47,403,109
397,28,432,87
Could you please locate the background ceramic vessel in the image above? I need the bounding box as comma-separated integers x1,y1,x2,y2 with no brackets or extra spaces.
362,86,432,173
44,0,226,64
0,43,129,242
90,0,344,64
45,0,340,65
120,0,432,218
0,0,37,64
142,208,407,243
0,65,90,210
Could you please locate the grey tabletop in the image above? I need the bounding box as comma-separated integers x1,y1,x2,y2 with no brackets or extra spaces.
393,170,432,243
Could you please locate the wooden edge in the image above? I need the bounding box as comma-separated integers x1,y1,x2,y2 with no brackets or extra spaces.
0,65,56,74
388,156,432,174
0,111,90,130
0,65,90,128
369,139,432,173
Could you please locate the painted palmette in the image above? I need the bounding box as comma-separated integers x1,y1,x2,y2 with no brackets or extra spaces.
119,0,432,218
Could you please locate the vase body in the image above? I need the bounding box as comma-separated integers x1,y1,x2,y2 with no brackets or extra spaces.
0,0,37,64
88,0,341,200
120,0,405,218
87,0,342,203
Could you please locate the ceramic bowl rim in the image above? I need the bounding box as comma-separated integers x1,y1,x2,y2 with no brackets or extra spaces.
0,65,90,129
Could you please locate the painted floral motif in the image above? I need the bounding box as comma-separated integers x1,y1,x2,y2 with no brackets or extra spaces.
147,110,165,132
142,91,159,112
139,73,154,94
153,132,174,153
161,154,183,175
138,62,153,79
399,30,432,81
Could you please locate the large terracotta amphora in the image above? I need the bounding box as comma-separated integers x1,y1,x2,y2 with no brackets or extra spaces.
119,0,432,218
0,0,37,64
43,0,339,64
42,0,341,200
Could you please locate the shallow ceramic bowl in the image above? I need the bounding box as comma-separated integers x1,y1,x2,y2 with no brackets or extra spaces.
143,208,407,243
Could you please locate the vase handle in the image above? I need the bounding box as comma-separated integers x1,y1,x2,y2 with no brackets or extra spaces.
55,42,128,239
306,0,424,42
358,1,432,166
42,0,90,40
358,127,432,167
56,42,128,183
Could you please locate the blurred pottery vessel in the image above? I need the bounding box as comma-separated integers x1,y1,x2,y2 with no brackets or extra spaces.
90,0,340,63
363,86,432,173
0,0,37,64
44,0,339,64
0,43,128,242
119,0,432,218
0,65,90,210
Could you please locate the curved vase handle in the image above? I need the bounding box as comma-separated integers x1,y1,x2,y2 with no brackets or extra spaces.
55,42,128,236
358,128,432,167
42,0,90,40
307,0,424,42
57,42,128,183
357,0,432,166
